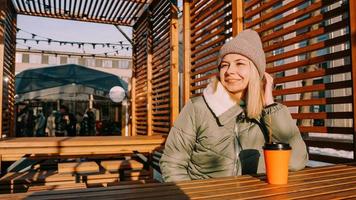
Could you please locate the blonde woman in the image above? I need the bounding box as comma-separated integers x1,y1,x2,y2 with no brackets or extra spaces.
160,29,308,182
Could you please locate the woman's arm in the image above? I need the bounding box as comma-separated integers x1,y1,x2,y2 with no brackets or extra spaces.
262,103,309,171
159,100,198,182
262,72,308,171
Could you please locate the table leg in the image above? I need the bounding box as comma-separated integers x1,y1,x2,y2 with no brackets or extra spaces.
0,154,2,175
148,152,153,180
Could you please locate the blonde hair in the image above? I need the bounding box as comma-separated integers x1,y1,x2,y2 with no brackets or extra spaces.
246,61,264,119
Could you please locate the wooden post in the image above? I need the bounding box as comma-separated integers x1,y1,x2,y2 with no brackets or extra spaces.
131,72,136,136
147,15,153,136
183,0,191,105
349,0,356,161
170,5,179,126
0,37,3,139
232,0,244,36
0,0,6,139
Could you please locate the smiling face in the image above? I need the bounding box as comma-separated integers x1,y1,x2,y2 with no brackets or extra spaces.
219,54,252,99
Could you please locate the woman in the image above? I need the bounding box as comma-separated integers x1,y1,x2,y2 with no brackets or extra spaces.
160,29,308,182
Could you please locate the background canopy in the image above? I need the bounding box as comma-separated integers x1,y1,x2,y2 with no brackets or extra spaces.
16,64,128,95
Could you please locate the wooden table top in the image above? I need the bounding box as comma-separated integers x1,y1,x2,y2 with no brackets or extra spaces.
0,135,166,147
1,163,356,200
0,136,166,160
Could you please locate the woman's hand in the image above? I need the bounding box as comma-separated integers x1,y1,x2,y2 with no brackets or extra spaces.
264,72,275,106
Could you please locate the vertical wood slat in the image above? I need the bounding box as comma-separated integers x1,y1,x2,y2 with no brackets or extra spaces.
0,0,16,138
150,0,175,135
170,5,179,126
131,73,136,136
0,13,3,139
132,11,149,136
349,0,356,161
147,13,153,136
183,0,191,105
231,0,244,36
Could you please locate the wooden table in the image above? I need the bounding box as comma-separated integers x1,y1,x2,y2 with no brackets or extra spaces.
1,163,356,199
0,136,166,171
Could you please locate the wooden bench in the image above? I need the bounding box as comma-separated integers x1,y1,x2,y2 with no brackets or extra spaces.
100,160,144,171
58,162,100,174
0,170,76,193
71,159,147,186
84,172,120,186
122,169,151,181
27,183,86,192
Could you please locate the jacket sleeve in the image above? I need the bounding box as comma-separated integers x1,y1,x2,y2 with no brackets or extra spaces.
159,99,197,182
262,103,308,171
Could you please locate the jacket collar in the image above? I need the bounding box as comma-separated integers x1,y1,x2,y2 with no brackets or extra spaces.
203,80,244,125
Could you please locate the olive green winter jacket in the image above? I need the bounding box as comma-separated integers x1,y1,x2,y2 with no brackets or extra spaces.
160,82,308,182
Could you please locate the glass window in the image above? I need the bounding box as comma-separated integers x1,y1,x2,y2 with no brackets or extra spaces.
60,56,68,64
22,53,30,63
68,57,78,64
42,55,49,64
95,59,103,67
78,57,86,65
86,58,95,67
102,60,112,68
112,60,119,68
119,60,129,69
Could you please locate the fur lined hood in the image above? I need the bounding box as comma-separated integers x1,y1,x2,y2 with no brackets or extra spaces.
203,80,240,117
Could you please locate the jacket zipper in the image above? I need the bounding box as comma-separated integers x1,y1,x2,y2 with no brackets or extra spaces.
233,113,245,176
233,123,239,176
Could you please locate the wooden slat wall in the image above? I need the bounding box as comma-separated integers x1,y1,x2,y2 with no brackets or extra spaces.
350,0,356,163
131,0,178,135
0,0,16,138
186,0,233,98
132,11,149,136
244,0,354,163
151,0,174,135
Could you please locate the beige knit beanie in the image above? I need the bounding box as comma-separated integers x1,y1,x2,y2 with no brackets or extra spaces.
218,29,266,79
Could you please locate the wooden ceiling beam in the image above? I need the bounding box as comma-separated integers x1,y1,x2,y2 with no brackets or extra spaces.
69,0,73,16
13,0,23,12
122,1,135,22
124,2,138,24
16,12,131,26
107,0,121,21
89,0,99,18
76,0,83,17
94,0,106,19
53,0,58,16
97,0,111,19
131,0,146,24
114,0,129,21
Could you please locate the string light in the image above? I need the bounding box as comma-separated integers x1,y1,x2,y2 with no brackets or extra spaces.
16,27,132,56
16,27,131,48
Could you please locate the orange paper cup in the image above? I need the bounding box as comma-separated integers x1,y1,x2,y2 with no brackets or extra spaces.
263,143,291,184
